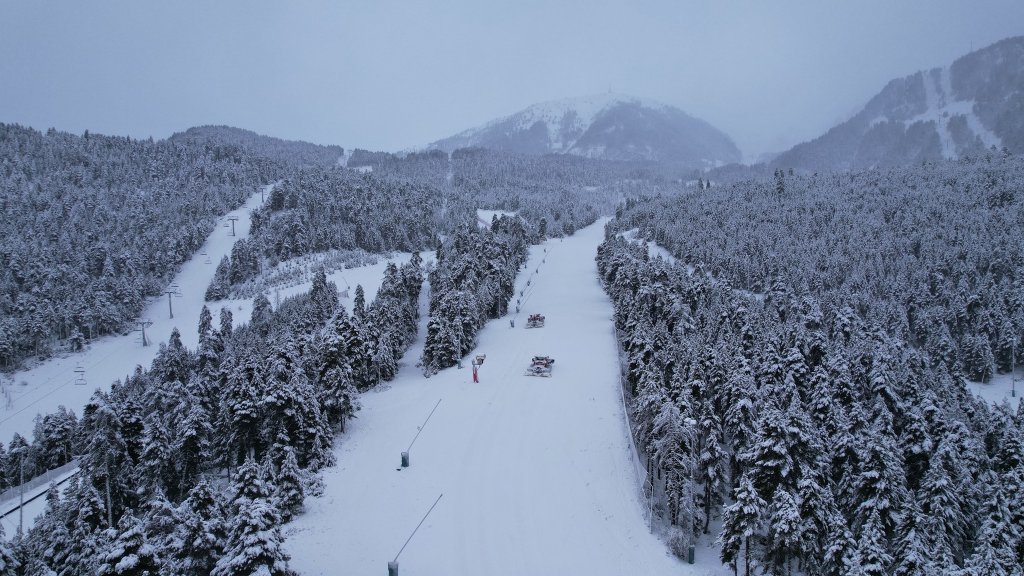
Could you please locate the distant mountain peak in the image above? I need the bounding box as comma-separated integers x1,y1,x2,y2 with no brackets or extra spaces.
430,93,740,167
774,35,1024,171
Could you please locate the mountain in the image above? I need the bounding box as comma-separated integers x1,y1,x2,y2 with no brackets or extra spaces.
428,93,741,167
775,36,1024,172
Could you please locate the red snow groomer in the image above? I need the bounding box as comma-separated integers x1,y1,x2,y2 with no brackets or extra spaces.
526,313,545,328
525,355,555,377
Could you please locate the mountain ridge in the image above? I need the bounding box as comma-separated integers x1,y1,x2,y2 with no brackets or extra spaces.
774,36,1024,171
429,93,741,168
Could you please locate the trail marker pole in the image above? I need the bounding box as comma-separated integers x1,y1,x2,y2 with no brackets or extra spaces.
402,399,441,467
389,493,443,575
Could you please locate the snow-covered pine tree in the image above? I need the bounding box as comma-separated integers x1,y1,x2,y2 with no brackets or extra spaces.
96,514,160,576
169,479,228,576
719,474,765,576
211,497,290,576
273,447,304,522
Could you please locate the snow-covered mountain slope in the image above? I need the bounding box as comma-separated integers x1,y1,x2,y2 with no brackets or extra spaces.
0,184,413,444
0,187,266,442
284,219,730,575
774,36,1024,171
429,93,741,168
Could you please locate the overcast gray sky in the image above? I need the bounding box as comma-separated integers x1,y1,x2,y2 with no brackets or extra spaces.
2,1,1022,160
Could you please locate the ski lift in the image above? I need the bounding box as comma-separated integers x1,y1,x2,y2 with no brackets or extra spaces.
339,273,351,298
73,364,87,386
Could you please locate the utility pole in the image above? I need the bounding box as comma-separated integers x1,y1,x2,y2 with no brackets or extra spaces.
226,216,239,236
163,284,181,319
135,319,153,346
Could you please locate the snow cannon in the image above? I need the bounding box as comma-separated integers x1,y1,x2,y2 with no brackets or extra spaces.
526,313,545,328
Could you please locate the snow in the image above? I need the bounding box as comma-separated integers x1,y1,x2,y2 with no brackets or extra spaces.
0,185,273,443
0,464,77,536
618,229,676,265
284,219,728,575
449,93,667,152
906,67,1003,156
0,182,435,533
965,369,1023,409
475,209,517,229
210,252,423,329
0,180,437,449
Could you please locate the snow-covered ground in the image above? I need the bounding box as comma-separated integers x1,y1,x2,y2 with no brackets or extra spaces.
284,219,728,576
619,228,676,265
0,464,78,536
909,66,1002,157
0,186,272,442
208,251,425,338
966,368,1023,409
0,197,432,533
0,182,434,446
476,209,518,229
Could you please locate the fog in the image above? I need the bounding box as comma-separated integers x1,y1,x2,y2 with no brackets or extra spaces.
2,0,1022,160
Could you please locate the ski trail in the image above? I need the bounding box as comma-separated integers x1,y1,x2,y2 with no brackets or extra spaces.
0,185,274,441
284,219,718,575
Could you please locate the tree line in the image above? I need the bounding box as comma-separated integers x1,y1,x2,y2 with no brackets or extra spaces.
421,216,529,374
598,153,1024,575
10,254,422,575
0,123,347,371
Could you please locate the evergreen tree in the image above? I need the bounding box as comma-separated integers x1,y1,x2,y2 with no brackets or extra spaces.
765,487,800,575
720,474,764,576
211,497,290,576
170,480,227,576
0,522,18,576
352,284,366,320
96,514,160,576
273,447,304,522
852,507,892,576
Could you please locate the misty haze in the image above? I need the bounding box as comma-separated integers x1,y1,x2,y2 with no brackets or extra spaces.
1,2,1023,575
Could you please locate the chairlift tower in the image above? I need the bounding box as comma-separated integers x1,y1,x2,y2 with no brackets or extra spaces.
135,319,153,347
226,216,239,236
164,284,182,319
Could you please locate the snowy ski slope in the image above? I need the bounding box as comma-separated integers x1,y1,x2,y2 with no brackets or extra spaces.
284,220,729,575
0,186,271,442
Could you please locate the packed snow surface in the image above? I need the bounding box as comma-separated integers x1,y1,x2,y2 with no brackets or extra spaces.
0,182,417,456
966,369,1023,409
475,209,517,229
0,186,270,441
0,178,427,532
285,220,728,575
